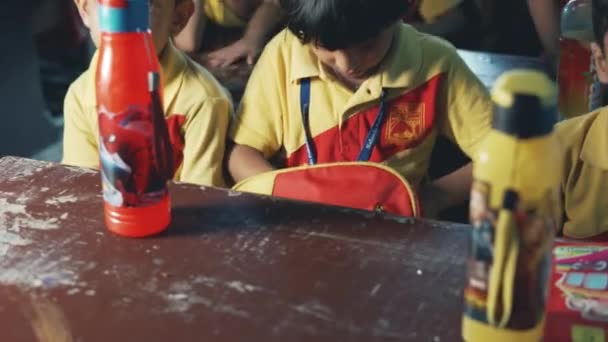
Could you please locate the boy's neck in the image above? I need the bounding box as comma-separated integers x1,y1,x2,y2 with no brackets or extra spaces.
326,67,365,91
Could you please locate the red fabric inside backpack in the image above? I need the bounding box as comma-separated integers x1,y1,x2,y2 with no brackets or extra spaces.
272,164,419,217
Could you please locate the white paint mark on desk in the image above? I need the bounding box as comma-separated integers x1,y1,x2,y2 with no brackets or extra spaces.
215,305,251,318
67,288,80,296
62,165,97,175
0,198,60,231
168,293,188,301
7,159,52,178
0,233,86,290
0,231,32,247
45,195,79,206
164,282,213,313
228,190,242,197
292,301,334,322
193,275,217,287
226,281,262,293
370,283,382,297
60,213,69,220
417,269,423,276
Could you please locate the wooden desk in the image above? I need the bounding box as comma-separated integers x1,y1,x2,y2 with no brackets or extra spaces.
0,156,469,341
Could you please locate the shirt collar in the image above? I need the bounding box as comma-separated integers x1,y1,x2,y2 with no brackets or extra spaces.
84,39,186,112
580,107,608,169
288,24,422,91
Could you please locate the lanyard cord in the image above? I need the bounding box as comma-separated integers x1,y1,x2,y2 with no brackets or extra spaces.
299,78,388,165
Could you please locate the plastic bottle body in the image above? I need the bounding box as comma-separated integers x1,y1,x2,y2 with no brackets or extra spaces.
96,1,173,237
462,71,562,341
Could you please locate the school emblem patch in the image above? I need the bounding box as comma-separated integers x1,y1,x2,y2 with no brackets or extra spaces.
385,102,426,146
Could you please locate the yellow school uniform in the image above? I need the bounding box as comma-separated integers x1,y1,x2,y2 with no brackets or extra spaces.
230,24,492,188
203,0,247,28
556,107,608,239
62,41,232,187
419,0,463,22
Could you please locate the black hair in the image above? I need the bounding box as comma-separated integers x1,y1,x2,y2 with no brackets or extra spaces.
279,0,409,50
593,0,608,47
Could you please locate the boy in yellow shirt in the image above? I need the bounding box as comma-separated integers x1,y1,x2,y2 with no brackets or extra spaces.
63,0,232,187
227,0,493,216
556,0,608,239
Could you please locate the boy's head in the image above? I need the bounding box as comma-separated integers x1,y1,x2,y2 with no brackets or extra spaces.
73,0,194,54
280,0,409,82
592,0,608,83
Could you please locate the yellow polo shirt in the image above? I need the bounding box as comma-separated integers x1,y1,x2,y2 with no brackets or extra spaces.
62,41,232,187
556,107,608,239
203,0,247,28
230,24,492,188
419,0,463,22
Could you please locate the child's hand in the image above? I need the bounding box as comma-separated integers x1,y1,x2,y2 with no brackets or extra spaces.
204,38,262,68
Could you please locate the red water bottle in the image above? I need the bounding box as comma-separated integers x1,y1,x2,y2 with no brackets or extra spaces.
96,0,173,237
558,0,594,118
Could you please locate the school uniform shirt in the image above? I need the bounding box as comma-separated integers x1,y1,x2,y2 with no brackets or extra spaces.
203,0,247,28
420,0,464,22
230,23,492,188
556,107,608,239
62,41,232,187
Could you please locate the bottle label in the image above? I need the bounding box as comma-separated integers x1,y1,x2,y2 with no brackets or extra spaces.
464,181,558,331
98,74,173,208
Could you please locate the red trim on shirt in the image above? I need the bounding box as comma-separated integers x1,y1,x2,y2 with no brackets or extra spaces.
286,74,443,166
166,114,186,176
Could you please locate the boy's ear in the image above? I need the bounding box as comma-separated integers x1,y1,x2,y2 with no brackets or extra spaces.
73,0,92,28
171,0,195,36
591,41,608,84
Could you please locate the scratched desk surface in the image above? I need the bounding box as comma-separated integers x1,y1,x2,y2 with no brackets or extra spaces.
0,156,470,342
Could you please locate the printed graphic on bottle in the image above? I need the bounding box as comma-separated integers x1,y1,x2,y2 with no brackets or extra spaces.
464,181,557,330
98,73,173,208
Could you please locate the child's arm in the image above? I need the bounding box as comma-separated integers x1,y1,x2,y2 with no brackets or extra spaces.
419,163,472,218
412,6,466,38
62,85,99,168
173,0,206,54
227,144,274,183
527,0,560,69
205,0,284,67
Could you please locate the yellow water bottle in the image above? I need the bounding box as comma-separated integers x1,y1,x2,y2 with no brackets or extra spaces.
462,70,562,342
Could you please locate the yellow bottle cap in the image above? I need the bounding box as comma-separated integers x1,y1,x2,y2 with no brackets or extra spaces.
491,69,557,138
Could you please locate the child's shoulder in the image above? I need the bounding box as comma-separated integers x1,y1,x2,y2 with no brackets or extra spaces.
65,65,95,106
261,28,312,60
392,24,462,84
556,108,608,168
404,24,460,63
179,53,232,101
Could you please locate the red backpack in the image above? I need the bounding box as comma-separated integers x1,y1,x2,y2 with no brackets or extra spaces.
233,79,421,217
